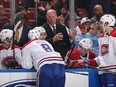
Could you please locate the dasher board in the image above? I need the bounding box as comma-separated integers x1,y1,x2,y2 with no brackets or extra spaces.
0,69,100,87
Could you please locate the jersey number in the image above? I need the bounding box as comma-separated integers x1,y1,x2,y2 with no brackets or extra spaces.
41,44,52,52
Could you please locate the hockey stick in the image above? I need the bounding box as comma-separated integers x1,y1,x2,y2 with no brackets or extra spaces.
66,41,75,65
66,57,116,76
88,65,116,75
66,71,88,76
12,20,22,69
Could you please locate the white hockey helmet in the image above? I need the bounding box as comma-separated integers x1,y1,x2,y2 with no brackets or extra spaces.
0,29,13,44
28,29,40,40
100,14,116,27
78,38,93,50
33,27,46,33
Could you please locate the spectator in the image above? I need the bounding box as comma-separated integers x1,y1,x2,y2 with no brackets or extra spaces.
80,17,91,37
36,1,51,26
57,15,65,25
84,23,102,56
60,5,69,17
56,0,69,16
3,12,32,47
64,13,82,47
49,0,60,16
76,8,89,19
42,9,71,59
0,29,22,69
90,4,104,23
21,29,65,87
0,5,10,31
15,6,28,14
65,38,96,68
64,12,80,29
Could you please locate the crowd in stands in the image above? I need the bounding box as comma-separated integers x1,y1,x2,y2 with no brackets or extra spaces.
0,0,116,29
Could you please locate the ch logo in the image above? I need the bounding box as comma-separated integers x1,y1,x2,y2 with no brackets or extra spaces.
101,44,109,56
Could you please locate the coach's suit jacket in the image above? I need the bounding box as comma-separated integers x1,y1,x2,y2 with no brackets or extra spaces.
3,23,32,47
42,23,71,59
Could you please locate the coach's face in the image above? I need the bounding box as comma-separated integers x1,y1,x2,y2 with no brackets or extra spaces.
46,10,57,25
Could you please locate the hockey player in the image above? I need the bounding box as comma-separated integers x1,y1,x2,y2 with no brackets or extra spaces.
81,14,116,87
65,38,96,68
21,29,65,87
33,26,47,40
0,29,22,69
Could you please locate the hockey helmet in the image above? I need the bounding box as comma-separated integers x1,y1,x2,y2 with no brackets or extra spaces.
33,27,46,33
28,29,40,40
0,29,13,44
100,14,116,27
78,38,93,50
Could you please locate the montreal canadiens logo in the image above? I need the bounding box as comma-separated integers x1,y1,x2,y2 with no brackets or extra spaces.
0,79,36,87
101,44,109,56
1,56,19,69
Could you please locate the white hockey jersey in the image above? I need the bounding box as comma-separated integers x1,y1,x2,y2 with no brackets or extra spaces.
0,45,22,69
21,39,65,70
95,36,116,72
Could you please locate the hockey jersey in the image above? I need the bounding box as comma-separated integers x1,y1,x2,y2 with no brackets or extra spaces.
91,29,116,72
0,44,22,69
65,48,96,68
21,39,65,70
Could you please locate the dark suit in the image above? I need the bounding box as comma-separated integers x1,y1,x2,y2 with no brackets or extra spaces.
42,23,71,59
3,23,32,47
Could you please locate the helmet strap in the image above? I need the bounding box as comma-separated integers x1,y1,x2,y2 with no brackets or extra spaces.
80,51,89,60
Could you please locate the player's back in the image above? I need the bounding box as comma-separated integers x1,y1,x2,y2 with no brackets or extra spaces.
30,39,62,59
22,39,64,69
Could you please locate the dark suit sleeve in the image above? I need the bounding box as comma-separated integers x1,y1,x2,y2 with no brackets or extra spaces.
2,23,14,30
55,24,71,58
61,25,71,46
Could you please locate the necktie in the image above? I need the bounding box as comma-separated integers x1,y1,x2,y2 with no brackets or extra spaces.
15,28,19,43
52,25,56,34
